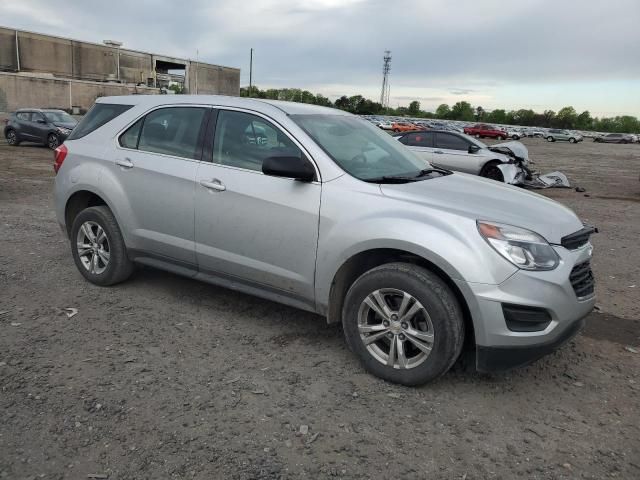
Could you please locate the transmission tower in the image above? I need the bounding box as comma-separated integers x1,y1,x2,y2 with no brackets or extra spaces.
380,50,391,111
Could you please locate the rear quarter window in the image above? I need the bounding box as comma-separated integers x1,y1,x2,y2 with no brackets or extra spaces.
67,103,133,140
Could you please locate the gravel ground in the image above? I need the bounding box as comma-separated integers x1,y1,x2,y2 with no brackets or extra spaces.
1,137,639,480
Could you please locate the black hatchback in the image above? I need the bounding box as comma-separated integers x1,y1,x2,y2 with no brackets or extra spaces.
4,109,78,149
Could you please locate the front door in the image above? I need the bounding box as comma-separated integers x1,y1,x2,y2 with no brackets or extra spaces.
194,109,321,302
432,132,479,174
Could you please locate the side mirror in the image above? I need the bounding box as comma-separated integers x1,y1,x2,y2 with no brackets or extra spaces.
468,144,480,154
262,155,315,182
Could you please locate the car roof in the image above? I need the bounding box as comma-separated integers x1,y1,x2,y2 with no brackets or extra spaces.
15,108,66,113
95,94,351,117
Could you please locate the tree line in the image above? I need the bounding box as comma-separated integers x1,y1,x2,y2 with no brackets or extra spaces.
239,86,640,133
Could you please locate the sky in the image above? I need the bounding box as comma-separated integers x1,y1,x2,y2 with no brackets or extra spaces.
2,0,639,117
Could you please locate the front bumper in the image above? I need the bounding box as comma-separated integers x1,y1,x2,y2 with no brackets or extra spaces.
476,315,585,372
454,242,595,372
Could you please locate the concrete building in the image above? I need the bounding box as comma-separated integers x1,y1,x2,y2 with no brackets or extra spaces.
0,26,240,112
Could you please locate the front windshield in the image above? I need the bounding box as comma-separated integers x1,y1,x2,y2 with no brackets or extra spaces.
291,114,430,181
43,111,77,124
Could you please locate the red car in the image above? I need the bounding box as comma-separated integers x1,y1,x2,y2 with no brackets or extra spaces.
463,124,508,140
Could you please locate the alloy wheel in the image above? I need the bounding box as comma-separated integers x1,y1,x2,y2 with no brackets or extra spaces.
357,288,434,369
76,221,110,275
48,134,60,149
7,131,16,145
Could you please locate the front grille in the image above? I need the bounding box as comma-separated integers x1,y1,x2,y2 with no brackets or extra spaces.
561,225,597,250
570,261,595,298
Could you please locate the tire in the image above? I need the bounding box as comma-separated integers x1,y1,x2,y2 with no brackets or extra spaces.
5,129,20,146
475,134,481,138
47,133,60,150
546,136,555,142
342,263,464,386
70,206,134,286
512,135,520,140
569,137,576,143
479,161,505,182
499,135,507,140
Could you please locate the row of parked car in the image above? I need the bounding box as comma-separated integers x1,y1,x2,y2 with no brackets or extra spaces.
365,116,639,144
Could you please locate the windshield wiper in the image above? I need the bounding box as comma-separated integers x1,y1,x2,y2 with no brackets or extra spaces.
362,167,452,184
362,175,418,184
415,167,452,177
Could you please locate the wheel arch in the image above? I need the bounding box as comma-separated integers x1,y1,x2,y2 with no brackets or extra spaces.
64,190,111,238
325,248,475,347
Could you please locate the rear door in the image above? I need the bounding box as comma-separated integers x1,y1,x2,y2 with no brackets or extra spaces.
432,132,480,174
398,131,435,163
194,108,321,303
16,112,37,140
113,105,209,265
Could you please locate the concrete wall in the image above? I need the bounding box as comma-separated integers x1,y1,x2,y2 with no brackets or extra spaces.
0,27,240,95
0,72,159,112
186,63,240,95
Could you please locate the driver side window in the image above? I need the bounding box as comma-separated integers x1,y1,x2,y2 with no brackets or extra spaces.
213,110,303,172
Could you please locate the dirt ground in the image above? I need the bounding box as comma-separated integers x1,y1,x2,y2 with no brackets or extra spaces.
1,136,639,480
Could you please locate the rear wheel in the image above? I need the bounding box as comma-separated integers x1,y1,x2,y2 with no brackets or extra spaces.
546,136,555,142
569,137,576,143
47,133,60,150
5,129,19,146
480,161,504,182
342,263,464,386
70,206,133,286
499,135,507,140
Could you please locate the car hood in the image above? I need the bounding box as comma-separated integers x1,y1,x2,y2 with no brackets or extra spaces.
380,173,583,244
488,141,529,161
54,122,76,129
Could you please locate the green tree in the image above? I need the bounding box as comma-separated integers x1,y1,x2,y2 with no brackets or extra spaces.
486,109,506,124
408,101,421,116
575,111,593,130
451,101,475,121
435,104,451,119
555,106,577,128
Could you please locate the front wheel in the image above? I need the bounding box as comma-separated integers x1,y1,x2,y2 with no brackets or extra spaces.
70,206,134,286
569,138,576,143
342,263,464,386
47,133,60,150
480,161,505,182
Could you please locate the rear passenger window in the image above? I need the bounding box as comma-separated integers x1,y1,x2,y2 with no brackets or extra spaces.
400,132,433,147
138,107,206,160
67,103,133,140
213,110,303,172
435,133,469,151
16,112,32,121
119,119,143,149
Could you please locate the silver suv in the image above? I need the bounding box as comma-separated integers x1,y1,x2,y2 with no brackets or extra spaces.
53,96,596,385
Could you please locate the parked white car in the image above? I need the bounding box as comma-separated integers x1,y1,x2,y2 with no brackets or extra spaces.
506,129,523,140
395,130,529,184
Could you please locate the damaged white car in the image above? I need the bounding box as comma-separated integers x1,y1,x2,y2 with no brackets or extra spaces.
395,130,529,184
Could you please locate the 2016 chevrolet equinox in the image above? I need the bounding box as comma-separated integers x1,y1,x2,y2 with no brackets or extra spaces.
53,96,596,385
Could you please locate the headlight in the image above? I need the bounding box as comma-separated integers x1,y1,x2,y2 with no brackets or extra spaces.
56,127,71,134
477,221,559,271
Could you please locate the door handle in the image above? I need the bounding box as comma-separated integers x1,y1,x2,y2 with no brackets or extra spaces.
200,179,226,191
433,150,443,154
116,158,134,169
